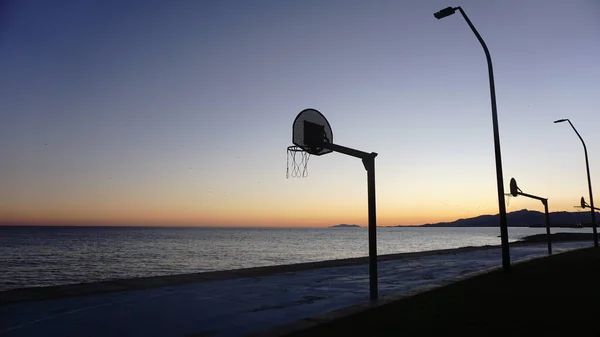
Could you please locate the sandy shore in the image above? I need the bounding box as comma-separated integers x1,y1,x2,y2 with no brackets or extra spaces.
1,232,592,305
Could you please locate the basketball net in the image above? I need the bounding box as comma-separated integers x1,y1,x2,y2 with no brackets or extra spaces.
504,193,514,207
287,146,310,178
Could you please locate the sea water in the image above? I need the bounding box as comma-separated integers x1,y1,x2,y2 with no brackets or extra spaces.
0,226,591,291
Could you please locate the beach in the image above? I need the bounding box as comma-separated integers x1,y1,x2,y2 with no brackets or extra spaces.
1,238,593,337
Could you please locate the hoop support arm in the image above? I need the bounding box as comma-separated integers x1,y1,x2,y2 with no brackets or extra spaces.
323,143,378,168
517,191,547,204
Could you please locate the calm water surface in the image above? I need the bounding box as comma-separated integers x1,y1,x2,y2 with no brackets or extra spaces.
0,226,591,291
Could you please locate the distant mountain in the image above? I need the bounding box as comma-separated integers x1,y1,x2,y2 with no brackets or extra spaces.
330,224,361,228
417,209,600,227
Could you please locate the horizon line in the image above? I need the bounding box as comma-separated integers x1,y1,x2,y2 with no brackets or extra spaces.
0,208,594,228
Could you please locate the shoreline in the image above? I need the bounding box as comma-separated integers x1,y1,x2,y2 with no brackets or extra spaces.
1,232,593,305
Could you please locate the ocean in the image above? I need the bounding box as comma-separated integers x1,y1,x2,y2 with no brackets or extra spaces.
0,226,591,291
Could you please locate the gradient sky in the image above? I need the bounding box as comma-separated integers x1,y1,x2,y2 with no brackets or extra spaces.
1,0,599,227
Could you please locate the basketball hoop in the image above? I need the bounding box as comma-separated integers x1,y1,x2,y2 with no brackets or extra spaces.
286,146,310,178
505,178,523,207
287,107,380,300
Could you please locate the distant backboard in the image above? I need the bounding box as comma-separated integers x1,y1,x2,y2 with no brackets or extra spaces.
581,197,587,209
509,178,519,197
292,108,333,156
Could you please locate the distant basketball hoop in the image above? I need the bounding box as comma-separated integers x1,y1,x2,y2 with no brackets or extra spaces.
509,178,521,197
579,197,600,211
507,177,552,254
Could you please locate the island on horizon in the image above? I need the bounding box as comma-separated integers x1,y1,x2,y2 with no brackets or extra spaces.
330,224,361,228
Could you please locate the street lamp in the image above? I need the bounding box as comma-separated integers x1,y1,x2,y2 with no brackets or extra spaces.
434,6,511,273
554,118,598,247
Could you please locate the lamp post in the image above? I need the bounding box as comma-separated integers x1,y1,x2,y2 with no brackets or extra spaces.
434,6,511,272
554,119,598,247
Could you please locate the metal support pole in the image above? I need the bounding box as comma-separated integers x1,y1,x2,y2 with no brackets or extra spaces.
517,190,552,255
325,142,379,300
363,154,378,301
457,7,511,272
543,200,552,255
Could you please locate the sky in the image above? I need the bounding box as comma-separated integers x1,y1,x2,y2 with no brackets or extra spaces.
1,0,599,227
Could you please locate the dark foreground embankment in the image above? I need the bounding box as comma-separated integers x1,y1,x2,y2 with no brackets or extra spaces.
276,246,600,337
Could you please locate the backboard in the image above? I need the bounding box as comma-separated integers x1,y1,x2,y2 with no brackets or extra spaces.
509,178,519,197
581,197,587,209
292,108,333,156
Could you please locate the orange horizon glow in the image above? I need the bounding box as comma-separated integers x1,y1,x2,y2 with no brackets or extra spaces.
1,183,587,228
0,205,585,228
0,216,438,228
0,213,468,227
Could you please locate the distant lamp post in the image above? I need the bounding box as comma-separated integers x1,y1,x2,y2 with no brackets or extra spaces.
434,6,511,273
554,119,598,247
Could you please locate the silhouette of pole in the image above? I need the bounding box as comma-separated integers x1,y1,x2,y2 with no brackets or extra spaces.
324,142,379,300
434,6,511,272
542,199,552,255
554,119,598,247
513,182,553,255
363,155,378,301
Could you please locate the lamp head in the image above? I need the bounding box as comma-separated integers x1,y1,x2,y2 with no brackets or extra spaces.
553,119,568,123
434,7,457,19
